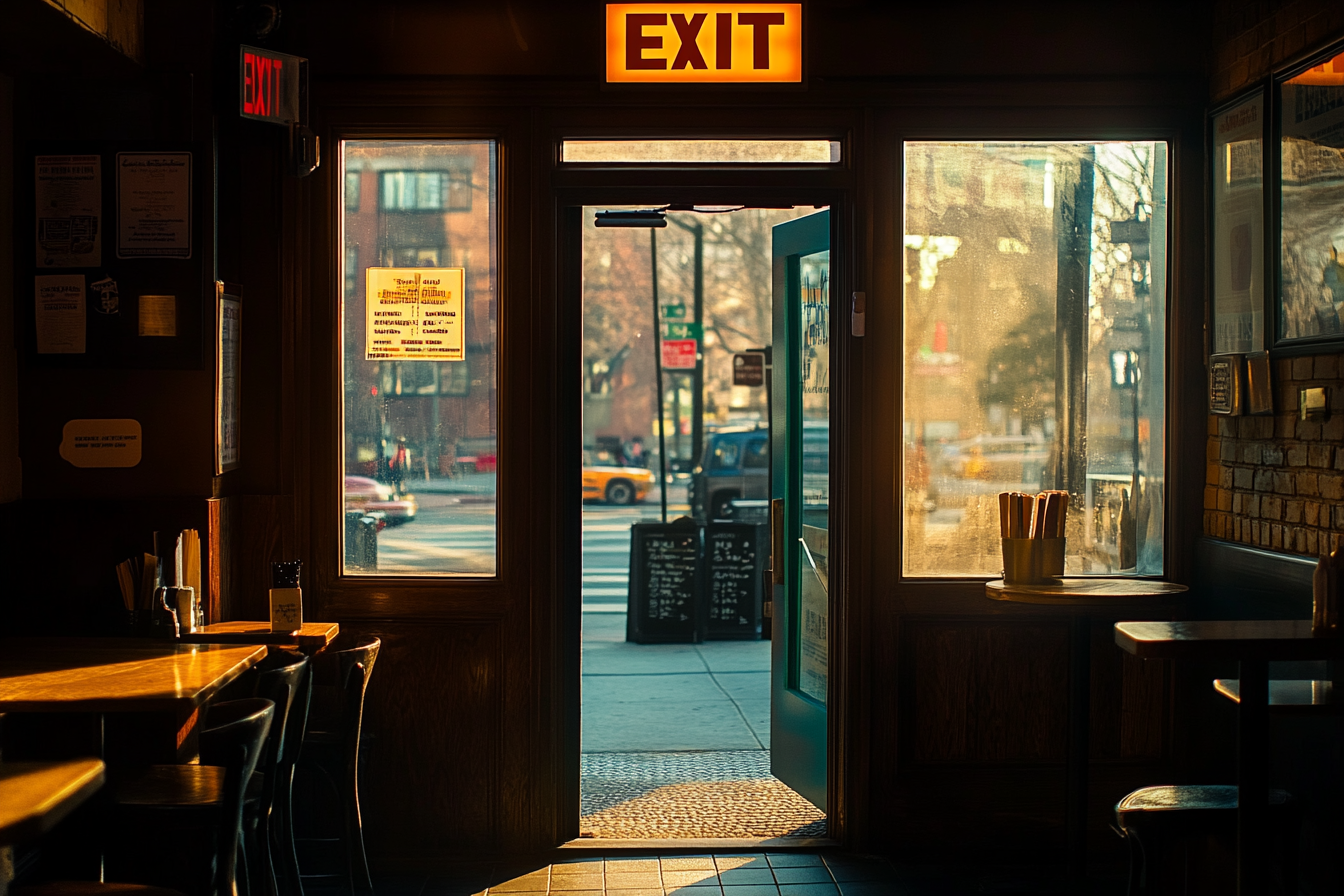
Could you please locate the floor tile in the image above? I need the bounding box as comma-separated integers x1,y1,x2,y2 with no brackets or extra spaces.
771,867,833,885
605,871,664,888
549,872,605,890
777,885,839,896
765,854,825,868
821,858,892,882
715,854,769,870
661,856,718,871
719,885,781,896
607,858,662,872
605,890,665,896
662,869,723,887
834,882,898,896
718,868,777,886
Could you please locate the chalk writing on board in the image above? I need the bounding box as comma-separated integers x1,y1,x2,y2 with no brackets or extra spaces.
707,529,755,624
641,533,698,621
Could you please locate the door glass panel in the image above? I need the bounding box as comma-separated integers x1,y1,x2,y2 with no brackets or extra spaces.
340,140,498,576
902,142,1167,577
796,249,828,704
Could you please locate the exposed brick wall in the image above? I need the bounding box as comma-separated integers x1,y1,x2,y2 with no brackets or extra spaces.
1205,356,1344,554
1203,4,1344,556
1211,0,1344,101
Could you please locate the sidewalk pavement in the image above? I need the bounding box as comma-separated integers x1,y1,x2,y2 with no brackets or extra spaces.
581,611,770,753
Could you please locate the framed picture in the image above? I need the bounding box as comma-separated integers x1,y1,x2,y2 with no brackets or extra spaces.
1275,41,1344,348
215,281,241,473
1211,89,1266,354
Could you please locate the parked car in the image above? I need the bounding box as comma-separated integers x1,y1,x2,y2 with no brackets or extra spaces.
937,434,1048,486
454,437,497,474
344,475,418,524
689,426,770,520
582,450,654,505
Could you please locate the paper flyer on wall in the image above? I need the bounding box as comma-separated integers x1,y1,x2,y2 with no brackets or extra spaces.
365,267,466,361
35,155,101,269
35,275,87,354
117,152,192,259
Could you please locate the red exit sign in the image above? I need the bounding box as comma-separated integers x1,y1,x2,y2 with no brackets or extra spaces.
239,45,303,125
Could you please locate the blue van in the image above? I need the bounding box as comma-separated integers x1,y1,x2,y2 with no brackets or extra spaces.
689,427,770,520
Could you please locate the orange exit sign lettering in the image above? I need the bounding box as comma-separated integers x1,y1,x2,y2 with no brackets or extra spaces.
607,3,802,83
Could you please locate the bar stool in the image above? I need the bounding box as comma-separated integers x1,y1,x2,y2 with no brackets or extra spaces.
1113,784,1300,896
294,636,380,896
104,699,275,896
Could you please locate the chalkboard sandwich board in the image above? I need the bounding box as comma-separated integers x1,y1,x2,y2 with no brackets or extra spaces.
704,521,769,640
627,518,703,644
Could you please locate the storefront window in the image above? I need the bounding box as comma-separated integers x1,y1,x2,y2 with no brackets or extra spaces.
341,140,498,576
903,142,1167,577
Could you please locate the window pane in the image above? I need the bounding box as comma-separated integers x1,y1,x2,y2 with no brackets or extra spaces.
342,140,497,576
903,142,1166,577
561,139,840,164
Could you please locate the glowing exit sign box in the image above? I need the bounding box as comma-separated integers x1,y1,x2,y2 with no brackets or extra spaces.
607,3,802,84
239,45,305,125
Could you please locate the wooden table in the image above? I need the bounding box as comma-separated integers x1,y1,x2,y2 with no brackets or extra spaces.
1114,619,1344,895
988,578,1187,882
0,760,105,845
0,639,266,763
181,621,339,655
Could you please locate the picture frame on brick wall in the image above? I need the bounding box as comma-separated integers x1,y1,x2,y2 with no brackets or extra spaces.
1274,40,1344,350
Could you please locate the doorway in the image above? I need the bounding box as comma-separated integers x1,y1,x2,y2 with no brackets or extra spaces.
575,203,831,840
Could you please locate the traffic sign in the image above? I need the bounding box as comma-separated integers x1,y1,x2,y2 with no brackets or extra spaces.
732,352,766,387
663,322,702,340
662,304,687,319
661,339,698,369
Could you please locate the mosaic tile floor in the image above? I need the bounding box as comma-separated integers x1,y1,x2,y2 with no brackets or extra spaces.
580,751,825,839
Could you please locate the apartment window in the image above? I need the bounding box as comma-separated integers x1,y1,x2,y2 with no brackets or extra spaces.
341,140,497,576
903,141,1167,577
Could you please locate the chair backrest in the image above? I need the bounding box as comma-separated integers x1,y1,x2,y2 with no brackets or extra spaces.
201,698,275,896
310,635,381,742
253,652,309,811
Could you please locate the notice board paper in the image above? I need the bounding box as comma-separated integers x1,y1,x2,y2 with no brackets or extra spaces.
138,295,177,337
365,267,465,361
35,155,101,268
59,419,142,468
35,275,86,354
117,152,192,259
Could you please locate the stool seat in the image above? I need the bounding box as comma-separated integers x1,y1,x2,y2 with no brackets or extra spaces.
1213,678,1338,711
1117,784,1292,815
109,766,226,807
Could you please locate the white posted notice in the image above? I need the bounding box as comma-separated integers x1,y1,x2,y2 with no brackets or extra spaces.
117,152,192,259
35,275,86,354
35,155,101,268
365,267,465,361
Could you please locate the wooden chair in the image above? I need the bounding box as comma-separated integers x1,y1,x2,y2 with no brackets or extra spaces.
294,636,380,896
241,653,309,896
105,699,275,896
1113,784,1299,896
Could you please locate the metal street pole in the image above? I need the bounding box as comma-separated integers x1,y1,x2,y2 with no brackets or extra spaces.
668,216,706,469
651,228,669,523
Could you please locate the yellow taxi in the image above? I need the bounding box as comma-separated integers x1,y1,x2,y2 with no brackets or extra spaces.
582,449,654,505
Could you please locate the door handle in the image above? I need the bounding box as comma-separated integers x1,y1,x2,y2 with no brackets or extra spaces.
771,498,784,584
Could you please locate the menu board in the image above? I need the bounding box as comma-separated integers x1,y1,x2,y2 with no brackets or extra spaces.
703,521,767,640
365,267,465,361
626,521,702,644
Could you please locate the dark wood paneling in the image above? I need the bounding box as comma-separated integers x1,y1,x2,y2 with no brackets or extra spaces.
352,621,502,856
905,620,1070,764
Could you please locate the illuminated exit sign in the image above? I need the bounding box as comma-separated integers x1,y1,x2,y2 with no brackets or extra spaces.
239,45,304,125
606,3,802,84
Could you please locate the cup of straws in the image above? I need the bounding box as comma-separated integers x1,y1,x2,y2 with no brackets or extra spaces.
1000,490,1068,585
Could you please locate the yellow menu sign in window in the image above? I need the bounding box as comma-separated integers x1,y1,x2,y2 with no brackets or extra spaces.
365,267,465,361
606,3,802,83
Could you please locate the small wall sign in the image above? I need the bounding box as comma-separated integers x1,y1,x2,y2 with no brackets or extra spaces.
239,45,304,125
60,419,143,468
606,3,802,84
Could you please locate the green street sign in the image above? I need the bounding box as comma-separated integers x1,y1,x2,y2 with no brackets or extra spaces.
661,304,687,319
662,322,702,340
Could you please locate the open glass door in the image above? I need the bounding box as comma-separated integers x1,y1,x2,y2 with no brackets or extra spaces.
770,209,829,812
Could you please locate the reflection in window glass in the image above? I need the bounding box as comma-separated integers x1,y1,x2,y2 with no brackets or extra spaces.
1281,51,1344,341
342,141,497,576
903,142,1166,577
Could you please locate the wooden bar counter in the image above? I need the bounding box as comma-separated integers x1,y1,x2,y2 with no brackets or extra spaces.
0,760,105,845
0,639,266,763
